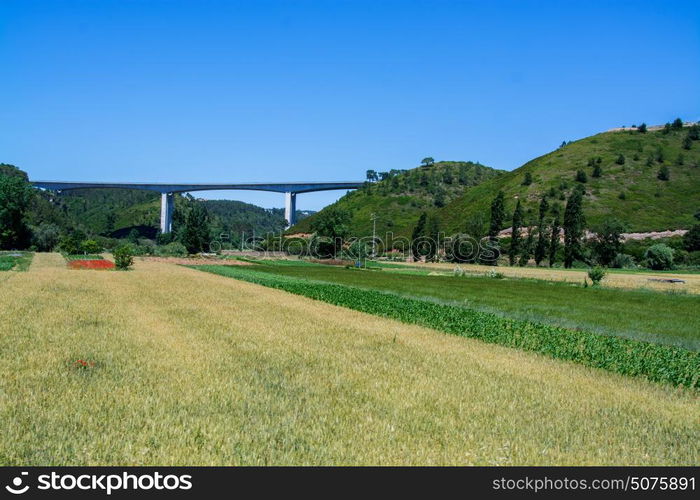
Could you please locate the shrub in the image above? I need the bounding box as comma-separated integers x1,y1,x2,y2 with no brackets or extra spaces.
59,234,81,255
113,245,134,270
81,239,101,254
657,165,670,181
644,244,674,270
575,169,587,183
615,154,625,165
157,241,188,257
522,172,533,186
592,164,602,178
587,266,606,286
611,253,636,269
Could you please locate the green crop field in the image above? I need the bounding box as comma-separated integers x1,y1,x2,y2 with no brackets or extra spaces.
0,252,33,272
200,260,700,351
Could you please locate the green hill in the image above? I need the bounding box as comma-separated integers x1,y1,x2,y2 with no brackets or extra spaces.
437,126,700,234
290,161,504,237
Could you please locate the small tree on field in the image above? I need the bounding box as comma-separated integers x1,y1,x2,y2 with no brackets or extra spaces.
420,157,435,168
81,239,101,254
522,172,533,186
615,154,625,165
575,169,587,183
592,218,626,267
587,266,606,286
549,213,560,267
637,123,647,133
592,164,602,178
671,118,683,130
657,165,670,181
114,245,134,270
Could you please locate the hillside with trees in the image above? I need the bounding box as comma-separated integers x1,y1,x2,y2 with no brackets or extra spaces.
290,160,504,237
438,121,700,235
0,163,312,251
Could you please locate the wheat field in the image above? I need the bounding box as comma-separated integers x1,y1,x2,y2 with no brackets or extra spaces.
0,253,697,465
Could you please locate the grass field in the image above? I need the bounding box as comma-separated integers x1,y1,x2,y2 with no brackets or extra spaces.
1,253,698,465
212,260,700,350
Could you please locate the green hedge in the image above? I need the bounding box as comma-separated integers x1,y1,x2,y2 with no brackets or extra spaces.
196,265,700,388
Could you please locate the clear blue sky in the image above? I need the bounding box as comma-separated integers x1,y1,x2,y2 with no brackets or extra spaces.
1,0,698,209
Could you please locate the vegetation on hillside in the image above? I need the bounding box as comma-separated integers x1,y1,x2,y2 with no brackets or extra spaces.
291,161,504,237
438,123,700,234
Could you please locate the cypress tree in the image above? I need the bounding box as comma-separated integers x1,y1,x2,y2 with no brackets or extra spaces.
534,196,549,266
563,185,585,268
549,212,560,267
411,212,427,261
488,191,505,241
509,199,523,266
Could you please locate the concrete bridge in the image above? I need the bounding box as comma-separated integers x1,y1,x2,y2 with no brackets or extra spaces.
31,181,363,232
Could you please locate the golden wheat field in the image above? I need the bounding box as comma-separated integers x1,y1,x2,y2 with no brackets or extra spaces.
0,253,697,465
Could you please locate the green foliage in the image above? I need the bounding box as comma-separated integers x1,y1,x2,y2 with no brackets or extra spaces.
181,202,211,254
157,241,188,257
113,245,134,270
293,161,503,239
31,223,60,251
200,265,700,388
488,191,506,240
587,266,607,286
575,169,587,183
59,234,81,255
509,200,523,266
522,172,533,186
671,118,683,130
0,169,33,249
611,253,636,269
592,218,626,266
563,186,585,268
644,244,674,270
592,164,602,178
81,239,101,254
615,154,625,165
420,157,435,167
683,225,700,251
657,165,670,181
637,123,647,133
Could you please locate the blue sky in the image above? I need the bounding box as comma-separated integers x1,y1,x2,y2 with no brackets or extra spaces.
1,0,698,209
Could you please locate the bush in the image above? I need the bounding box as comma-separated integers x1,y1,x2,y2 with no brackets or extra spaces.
81,239,101,254
657,165,670,181
113,245,134,270
59,234,81,255
575,169,587,183
587,266,606,286
615,154,625,165
156,241,188,257
644,244,674,270
611,253,636,269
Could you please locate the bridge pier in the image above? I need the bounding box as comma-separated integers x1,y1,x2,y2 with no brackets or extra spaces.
284,192,297,229
160,192,174,234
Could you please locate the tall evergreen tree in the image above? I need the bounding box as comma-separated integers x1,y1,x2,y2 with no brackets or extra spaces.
563,185,585,268
425,215,441,262
549,212,560,267
534,196,549,266
509,199,523,266
488,191,505,241
520,224,534,266
411,212,427,261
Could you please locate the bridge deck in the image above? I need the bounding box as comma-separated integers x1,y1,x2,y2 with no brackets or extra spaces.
31,181,363,194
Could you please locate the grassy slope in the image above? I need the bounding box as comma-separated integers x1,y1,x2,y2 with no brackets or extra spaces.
291,161,504,238
211,261,700,350
0,254,697,465
439,128,700,233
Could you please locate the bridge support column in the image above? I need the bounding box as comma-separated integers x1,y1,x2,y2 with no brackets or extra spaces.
284,192,297,229
160,192,174,234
